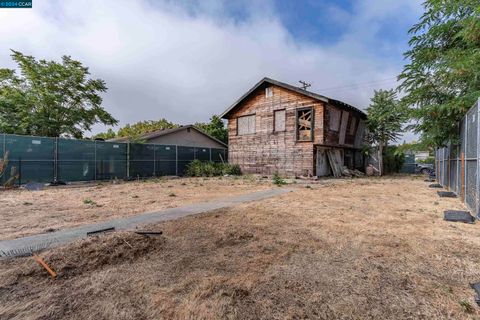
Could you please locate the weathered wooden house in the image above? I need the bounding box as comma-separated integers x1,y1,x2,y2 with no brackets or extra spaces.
220,77,367,177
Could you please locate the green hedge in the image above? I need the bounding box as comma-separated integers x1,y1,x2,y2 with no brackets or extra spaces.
185,160,241,177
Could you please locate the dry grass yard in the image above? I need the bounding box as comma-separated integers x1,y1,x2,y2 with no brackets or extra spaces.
0,177,271,240
2,176,480,319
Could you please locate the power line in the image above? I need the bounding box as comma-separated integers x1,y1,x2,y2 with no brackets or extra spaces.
317,77,398,92
319,78,398,92
321,81,399,95
318,81,399,96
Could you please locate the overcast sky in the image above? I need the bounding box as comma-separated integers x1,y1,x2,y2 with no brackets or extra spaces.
0,0,423,141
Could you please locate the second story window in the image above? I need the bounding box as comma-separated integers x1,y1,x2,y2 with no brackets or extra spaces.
296,107,313,141
265,87,273,98
237,115,256,135
274,109,286,132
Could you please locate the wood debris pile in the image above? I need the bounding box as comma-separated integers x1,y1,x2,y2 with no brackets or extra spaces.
342,168,365,178
326,149,365,178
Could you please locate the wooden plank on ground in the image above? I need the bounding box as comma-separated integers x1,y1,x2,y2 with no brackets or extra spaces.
327,149,343,177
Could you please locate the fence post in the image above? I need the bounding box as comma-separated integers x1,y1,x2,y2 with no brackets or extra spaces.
153,144,156,177
209,148,212,162
18,156,22,186
94,140,97,181
126,142,130,180
175,145,178,176
457,145,460,194
447,145,450,190
53,137,58,183
477,99,480,217
439,148,443,185
439,148,442,185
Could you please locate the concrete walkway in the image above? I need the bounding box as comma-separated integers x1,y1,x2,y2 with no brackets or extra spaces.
0,188,292,258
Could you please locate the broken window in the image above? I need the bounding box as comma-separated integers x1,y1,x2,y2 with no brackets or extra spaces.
274,109,285,132
296,107,313,141
237,115,256,135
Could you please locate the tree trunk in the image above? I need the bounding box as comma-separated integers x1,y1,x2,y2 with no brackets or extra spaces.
378,142,384,176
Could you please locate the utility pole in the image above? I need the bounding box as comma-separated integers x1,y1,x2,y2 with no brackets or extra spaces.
299,80,311,91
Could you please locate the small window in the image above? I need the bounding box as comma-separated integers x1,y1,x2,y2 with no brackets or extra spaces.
265,87,273,98
274,109,286,132
296,108,313,141
237,115,256,135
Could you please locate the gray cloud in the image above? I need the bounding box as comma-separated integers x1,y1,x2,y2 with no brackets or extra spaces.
0,0,422,141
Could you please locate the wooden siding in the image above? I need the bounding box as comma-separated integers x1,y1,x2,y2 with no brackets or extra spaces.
324,104,364,148
225,84,365,177
227,85,324,177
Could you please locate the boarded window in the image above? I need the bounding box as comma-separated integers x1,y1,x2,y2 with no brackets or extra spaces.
265,87,273,98
296,108,313,141
349,117,357,135
237,115,256,135
274,109,285,132
329,108,341,131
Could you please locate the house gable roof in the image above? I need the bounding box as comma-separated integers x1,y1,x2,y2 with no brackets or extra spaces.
220,77,366,119
109,125,228,148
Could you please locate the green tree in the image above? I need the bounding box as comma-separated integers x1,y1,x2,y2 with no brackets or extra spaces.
398,0,480,146
195,115,227,144
396,140,433,154
117,118,178,139
0,50,117,138
366,89,406,176
92,128,116,140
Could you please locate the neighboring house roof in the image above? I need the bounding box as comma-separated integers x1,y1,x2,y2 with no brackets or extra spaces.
220,77,367,119
109,125,228,148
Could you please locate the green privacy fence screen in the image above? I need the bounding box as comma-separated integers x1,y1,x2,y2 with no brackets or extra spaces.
0,133,227,185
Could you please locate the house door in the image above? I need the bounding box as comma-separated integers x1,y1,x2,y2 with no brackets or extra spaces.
316,148,332,176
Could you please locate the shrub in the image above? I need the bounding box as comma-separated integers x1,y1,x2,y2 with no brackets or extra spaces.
83,198,97,206
223,163,241,176
383,146,405,174
185,160,241,177
272,173,287,186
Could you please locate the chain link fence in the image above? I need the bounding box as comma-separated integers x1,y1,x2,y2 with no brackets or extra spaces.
0,133,227,185
436,99,480,217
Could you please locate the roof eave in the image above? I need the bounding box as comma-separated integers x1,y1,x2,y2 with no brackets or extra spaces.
220,77,365,119
108,125,228,148
220,77,270,119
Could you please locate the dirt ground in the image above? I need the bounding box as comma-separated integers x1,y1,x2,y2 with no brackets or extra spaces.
2,176,480,319
0,176,271,240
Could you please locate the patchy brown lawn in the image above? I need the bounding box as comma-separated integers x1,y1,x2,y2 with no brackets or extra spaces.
0,176,270,240
1,176,480,319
